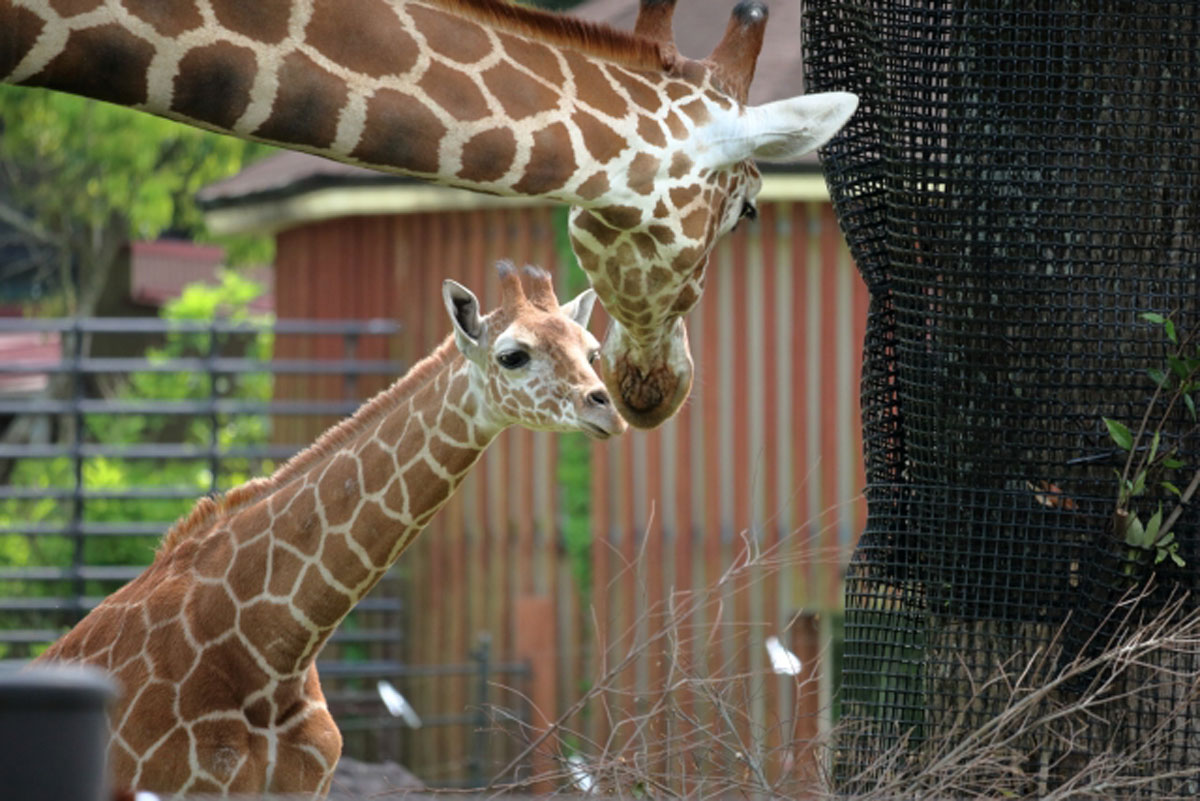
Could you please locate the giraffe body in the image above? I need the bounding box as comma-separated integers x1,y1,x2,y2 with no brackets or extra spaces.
37,265,623,796
1,0,857,427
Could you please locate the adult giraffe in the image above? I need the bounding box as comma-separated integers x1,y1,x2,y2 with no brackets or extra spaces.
0,0,856,428
37,264,625,795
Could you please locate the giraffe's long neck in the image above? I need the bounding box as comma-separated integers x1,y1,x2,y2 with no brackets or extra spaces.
3,0,690,207
183,337,498,679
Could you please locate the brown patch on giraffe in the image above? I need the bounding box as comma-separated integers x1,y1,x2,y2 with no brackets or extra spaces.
27,24,154,107
348,500,397,556
669,184,702,210
317,454,360,527
459,128,517,182
244,696,273,728
646,265,673,293
481,60,560,121
321,532,373,585
306,0,418,78
629,152,660,195
194,719,253,783
408,3,490,63
574,210,619,247
125,0,202,36
146,576,188,626
605,258,621,289
277,487,321,556
672,283,700,313
138,727,193,789
705,89,733,111
648,224,675,245
0,1,43,79
123,681,178,753
352,89,447,174
679,98,710,125
498,31,563,85
403,460,450,515
680,208,710,241
110,742,138,789
210,0,290,44
653,199,669,217
563,50,626,118
512,122,574,195
606,66,663,113
108,610,149,667
254,52,347,150
573,109,626,163
356,440,394,494
671,245,705,272
193,531,234,581
229,536,270,602
633,233,658,260
621,294,649,313
147,620,196,679
229,497,271,539
428,437,480,473
664,109,688,139
268,544,306,596
669,151,694,179
420,60,490,122
664,81,693,102
295,565,351,629
185,583,237,644
576,171,610,201
636,114,667,148
47,0,102,14
596,205,642,230
241,599,304,673
622,270,644,298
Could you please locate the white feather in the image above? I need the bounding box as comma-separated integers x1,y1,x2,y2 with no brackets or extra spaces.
765,635,803,676
377,680,423,728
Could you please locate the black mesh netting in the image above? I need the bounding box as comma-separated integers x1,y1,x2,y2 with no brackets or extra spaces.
802,1,1200,794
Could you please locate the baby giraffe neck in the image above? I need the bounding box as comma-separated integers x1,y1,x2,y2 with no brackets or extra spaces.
194,341,500,678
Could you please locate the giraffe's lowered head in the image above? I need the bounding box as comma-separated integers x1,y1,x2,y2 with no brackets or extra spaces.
443,262,626,440
569,0,858,429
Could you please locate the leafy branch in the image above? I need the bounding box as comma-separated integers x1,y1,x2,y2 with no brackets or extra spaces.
1104,312,1200,570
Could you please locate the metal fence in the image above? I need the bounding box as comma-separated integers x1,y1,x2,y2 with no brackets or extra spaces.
0,315,530,781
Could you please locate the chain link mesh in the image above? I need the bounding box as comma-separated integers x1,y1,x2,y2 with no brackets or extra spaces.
802,1,1200,793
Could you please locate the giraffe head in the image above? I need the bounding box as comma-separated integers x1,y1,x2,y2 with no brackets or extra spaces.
443,262,626,440
569,0,858,428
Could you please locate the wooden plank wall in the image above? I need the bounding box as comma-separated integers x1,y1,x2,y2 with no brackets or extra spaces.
271,200,868,787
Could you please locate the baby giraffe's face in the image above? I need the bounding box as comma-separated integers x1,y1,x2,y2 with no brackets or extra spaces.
443,263,626,440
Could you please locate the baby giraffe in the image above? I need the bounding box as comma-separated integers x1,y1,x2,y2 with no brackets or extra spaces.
37,263,624,796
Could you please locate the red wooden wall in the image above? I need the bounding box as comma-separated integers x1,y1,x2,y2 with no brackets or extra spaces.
272,200,867,787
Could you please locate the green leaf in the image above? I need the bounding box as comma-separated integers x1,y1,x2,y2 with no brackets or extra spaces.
1166,319,1178,344
1171,552,1187,567
1162,480,1182,497
1144,506,1163,544
1163,458,1186,469
1147,367,1167,387
1131,470,1147,497
1104,418,1133,451
1141,312,1167,324
1169,356,1189,380
1123,513,1146,548
1149,431,1161,463
1186,394,1197,421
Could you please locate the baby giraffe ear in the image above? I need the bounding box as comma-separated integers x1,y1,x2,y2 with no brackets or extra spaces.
560,288,598,329
443,279,485,355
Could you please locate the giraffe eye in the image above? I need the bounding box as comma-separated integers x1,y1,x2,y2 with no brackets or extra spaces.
588,350,600,365
497,350,530,370
740,201,758,221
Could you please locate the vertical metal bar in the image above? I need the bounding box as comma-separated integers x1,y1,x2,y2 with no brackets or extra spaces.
468,632,491,787
207,318,220,495
69,317,86,615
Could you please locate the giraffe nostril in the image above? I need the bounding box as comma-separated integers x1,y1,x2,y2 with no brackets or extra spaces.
586,389,611,408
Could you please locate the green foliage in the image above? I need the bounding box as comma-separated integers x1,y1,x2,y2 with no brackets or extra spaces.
1106,311,1200,573
0,85,274,308
0,272,273,602
552,205,596,597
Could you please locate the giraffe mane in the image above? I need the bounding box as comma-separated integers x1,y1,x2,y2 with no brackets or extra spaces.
159,334,462,552
435,0,674,72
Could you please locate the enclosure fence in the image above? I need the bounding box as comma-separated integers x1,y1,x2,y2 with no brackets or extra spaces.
804,0,1200,795
0,315,530,784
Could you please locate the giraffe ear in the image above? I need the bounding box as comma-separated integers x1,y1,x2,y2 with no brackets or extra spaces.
560,288,597,329
443,280,484,352
735,92,859,163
